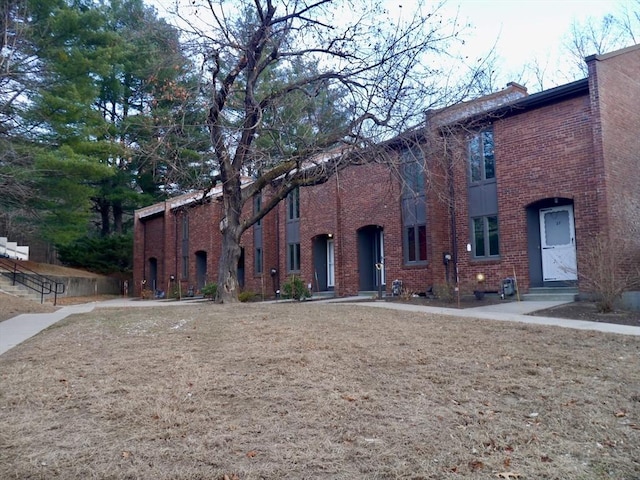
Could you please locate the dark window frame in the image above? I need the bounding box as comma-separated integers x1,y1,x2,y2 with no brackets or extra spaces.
287,187,300,221
255,247,263,274
469,129,495,184
471,215,500,258
400,147,428,265
287,242,301,272
254,193,262,226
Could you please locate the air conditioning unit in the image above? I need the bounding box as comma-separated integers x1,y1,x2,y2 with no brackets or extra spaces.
501,278,516,298
391,279,403,296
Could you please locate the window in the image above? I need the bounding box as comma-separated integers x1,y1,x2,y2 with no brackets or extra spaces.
253,193,263,275
468,129,498,259
472,215,500,258
254,193,262,226
406,225,427,262
400,147,427,264
288,242,301,272
469,130,495,183
255,247,263,274
287,187,300,221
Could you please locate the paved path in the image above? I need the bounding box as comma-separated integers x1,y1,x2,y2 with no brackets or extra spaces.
1,297,639,356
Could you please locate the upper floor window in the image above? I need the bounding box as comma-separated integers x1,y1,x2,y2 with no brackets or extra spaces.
469,130,495,183
254,193,262,226
401,149,425,195
287,187,300,221
400,147,427,264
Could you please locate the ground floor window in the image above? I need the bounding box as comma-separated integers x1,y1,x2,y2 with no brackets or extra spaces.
182,254,189,278
255,247,263,274
472,215,499,258
405,224,427,263
287,242,301,272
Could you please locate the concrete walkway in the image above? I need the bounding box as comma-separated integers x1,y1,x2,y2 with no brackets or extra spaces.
1,297,639,356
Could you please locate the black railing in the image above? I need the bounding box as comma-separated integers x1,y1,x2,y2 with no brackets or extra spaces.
0,258,65,305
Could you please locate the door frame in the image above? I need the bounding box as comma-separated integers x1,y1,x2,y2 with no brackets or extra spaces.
357,225,385,292
539,204,577,282
327,239,335,288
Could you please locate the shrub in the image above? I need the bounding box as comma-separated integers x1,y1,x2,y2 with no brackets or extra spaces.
169,285,181,299
201,283,218,301
399,288,416,300
238,291,257,303
140,288,154,300
432,283,455,302
282,276,311,301
578,235,640,313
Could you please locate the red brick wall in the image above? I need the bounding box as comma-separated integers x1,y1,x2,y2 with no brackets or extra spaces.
448,94,599,294
133,46,640,298
134,209,167,295
589,46,640,261
271,161,434,297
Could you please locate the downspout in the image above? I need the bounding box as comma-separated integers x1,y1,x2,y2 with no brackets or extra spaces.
142,217,146,286
174,208,179,294
275,203,280,294
446,138,459,295
335,169,344,296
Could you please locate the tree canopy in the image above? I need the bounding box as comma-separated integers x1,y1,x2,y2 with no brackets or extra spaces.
0,0,207,272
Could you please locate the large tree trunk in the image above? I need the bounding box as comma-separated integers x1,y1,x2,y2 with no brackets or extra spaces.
113,201,123,234
98,200,110,237
216,172,244,303
217,225,242,303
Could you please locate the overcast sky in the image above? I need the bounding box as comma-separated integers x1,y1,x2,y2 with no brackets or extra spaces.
443,0,629,90
150,0,633,92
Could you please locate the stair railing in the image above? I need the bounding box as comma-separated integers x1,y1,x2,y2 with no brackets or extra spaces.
0,258,66,305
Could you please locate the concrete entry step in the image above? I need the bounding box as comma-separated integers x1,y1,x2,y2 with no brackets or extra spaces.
0,276,44,303
522,287,578,302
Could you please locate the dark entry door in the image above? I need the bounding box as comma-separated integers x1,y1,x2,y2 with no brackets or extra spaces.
195,251,207,290
357,226,384,291
148,257,158,291
313,236,328,291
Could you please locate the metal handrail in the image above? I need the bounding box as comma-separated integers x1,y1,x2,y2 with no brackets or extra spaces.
0,258,66,305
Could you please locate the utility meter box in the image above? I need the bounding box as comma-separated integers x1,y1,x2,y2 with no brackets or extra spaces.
392,279,403,296
501,278,515,297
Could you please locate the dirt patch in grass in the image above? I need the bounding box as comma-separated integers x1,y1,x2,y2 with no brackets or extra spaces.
530,301,640,327
0,293,123,322
389,293,514,309
1,302,639,479
390,295,640,327
0,292,58,321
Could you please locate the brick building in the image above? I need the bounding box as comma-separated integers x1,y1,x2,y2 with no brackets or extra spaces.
134,44,640,300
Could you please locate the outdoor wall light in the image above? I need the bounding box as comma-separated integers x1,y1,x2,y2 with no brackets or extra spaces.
476,273,485,283
328,233,333,238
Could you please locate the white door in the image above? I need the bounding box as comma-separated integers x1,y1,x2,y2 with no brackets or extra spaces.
540,205,577,281
327,239,335,288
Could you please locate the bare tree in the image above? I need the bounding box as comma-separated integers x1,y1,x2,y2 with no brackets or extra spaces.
616,0,640,44
165,0,482,302
562,4,639,79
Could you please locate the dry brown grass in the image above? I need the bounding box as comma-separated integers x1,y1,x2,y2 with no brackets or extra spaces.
1,302,639,479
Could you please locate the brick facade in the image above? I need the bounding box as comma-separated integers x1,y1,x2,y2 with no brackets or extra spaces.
134,45,640,299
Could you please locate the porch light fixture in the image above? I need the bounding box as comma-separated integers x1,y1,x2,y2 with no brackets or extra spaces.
328,233,333,238
476,273,485,282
